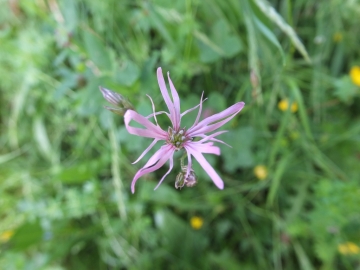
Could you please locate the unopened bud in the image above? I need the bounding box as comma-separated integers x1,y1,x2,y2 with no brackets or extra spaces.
99,86,135,115
175,172,185,189
184,168,197,187
175,166,197,189
103,106,126,116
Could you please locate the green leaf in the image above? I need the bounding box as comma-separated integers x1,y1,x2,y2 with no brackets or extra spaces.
196,19,242,63
57,162,99,184
252,0,311,63
115,60,140,86
33,116,54,163
9,221,43,251
220,126,255,172
82,29,112,72
334,76,359,104
253,16,285,64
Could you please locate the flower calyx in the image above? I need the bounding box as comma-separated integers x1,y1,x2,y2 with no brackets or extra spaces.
175,166,197,189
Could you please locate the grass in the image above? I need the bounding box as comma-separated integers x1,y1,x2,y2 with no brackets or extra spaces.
1,0,360,269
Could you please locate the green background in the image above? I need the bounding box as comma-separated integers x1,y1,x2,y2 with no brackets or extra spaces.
1,0,360,269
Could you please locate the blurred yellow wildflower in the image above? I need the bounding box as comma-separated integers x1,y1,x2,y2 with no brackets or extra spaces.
254,165,268,180
333,32,343,43
278,99,298,113
350,66,360,86
338,242,360,255
0,230,14,243
290,131,299,140
190,216,203,230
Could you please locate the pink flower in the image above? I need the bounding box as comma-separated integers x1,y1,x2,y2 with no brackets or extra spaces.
124,67,245,193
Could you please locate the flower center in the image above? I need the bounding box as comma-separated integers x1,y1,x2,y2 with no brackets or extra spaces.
167,127,188,150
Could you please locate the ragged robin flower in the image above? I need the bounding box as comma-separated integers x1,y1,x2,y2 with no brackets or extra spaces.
117,67,245,193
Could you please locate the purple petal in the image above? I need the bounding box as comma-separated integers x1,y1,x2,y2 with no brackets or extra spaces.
157,67,176,127
131,144,175,193
99,87,123,106
188,102,245,137
181,95,207,117
132,139,159,164
192,92,204,127
185,142,221,155
185,144,224,189
197,130,228,143
205,137,232,148
146,94,159,126
197,130,232,147
167,72,181,130
154,155,174,190
124,110,167,139
146,110,169,119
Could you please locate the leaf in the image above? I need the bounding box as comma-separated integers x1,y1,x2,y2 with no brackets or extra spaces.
196,19,243,63
0,149,22,164
253,0,311,63
115,60,140,86
9,221,43,251
334,76,358,104
33,116,54,162
266,154,291,206
220,126,255,172
82,29,112,72
253,16,285,64
57,162,99,184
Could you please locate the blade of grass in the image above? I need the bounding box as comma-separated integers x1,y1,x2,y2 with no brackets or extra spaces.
287,78,314,141
252,0,311,63
267,154,291,207
109,119,127,220
242,1,263,104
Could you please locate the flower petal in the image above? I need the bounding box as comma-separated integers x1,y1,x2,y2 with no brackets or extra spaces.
167,72,181,130
157,67,176,127
185,144,224,189
132,139,159,164
185,142,221,155
188,102,245,137
192,92,204,127
197,130,232,147
154,155,174,190
197,130,228,143
131,145,175,193
181,95,207,118
124,110,167,139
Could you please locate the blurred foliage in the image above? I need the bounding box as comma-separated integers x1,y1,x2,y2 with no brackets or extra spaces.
1,0,360,269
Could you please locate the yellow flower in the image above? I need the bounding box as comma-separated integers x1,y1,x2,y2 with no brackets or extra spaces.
254,165,268,180
290,131,299,140
0,230,14,243
338,242,360,255
350,66,360,86
278,99,298,113
190,216,203,230
333,32,343,43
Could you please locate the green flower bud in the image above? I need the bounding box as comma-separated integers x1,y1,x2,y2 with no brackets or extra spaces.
99,86,135,115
